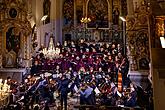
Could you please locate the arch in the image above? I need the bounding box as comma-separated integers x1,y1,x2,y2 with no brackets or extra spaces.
86,0,110,29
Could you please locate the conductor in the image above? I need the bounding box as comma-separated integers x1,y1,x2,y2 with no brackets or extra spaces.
58,75,70,110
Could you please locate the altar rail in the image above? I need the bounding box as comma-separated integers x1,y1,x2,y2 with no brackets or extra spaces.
0,68,27,82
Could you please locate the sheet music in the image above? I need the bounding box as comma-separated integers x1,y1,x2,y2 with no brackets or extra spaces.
94,87,100,94
74,85,78,93
117,91,122,97
68,82,72,88
52,74,57,78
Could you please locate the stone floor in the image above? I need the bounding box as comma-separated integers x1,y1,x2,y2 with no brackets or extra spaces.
48,96,79,110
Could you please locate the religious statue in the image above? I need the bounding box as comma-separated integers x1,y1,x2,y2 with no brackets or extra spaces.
17,49,23,68
4,49,16,68
93,30,100,42
113,7,120,25
43,0,51,24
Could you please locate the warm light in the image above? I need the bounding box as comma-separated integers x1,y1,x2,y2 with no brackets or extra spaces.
0,79,11,103
160,37,165,48
41,15,48,21
81,17,91,23
42,37,60,59
0,79,2,83
120,16,126,22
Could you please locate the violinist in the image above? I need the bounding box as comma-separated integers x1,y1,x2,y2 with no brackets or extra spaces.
124,83,137,107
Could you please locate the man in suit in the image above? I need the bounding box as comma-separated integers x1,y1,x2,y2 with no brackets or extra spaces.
30,60,40,76
58,75,70,110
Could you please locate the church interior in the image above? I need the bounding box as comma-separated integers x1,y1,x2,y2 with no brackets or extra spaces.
0,0,165,110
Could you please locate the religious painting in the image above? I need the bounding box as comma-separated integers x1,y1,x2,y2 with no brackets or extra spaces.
135,32,149,56
87,0,109,28
43,0,51,24
6,27,20,53
77,9,83,24
76,0,83,24
63,0,74,26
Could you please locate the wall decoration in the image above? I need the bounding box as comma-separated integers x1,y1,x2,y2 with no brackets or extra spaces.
135,32,149,56
43,0,51,24
9,8,17,18
139,58,149,70
121,0,127,16
76,0,83,24
63,0,74,26
76,8,83,24
126,1,151,71
112,7,120,25
87,0,109,28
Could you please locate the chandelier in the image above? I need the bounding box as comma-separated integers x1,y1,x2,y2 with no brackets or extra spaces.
42,36,60,59
0,79,10,106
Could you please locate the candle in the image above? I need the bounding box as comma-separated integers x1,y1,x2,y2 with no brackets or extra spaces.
0,79,2,90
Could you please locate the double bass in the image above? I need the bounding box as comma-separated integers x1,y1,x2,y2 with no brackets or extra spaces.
118,62,124,92
118,58,126,92
118,71,122,92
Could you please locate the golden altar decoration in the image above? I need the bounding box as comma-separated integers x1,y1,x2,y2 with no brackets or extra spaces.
0,79,11,107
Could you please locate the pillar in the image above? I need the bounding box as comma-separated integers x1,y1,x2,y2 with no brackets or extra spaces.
36,0,43,48
109,0,113,23
126,0,134,16
54,0,63,44
74,0,77,26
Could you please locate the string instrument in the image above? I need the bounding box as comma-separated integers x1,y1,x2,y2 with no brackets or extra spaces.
117,59,126,92
118,70,122,92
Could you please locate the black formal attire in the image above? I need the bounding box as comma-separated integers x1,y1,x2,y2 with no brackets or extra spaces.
59,78,70,110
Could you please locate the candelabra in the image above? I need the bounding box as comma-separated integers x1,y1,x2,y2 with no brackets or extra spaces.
80,17,91,40
80,17,91,24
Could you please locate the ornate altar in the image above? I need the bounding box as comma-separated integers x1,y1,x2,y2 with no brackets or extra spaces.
62,0,124,42
0,0,31,68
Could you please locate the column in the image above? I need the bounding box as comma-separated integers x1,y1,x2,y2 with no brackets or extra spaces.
109,0,113,23
73,0,77,40
74,0,77,26
36,0,43,48
83,0,86,17
54,0,63,44
126,0,134,16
